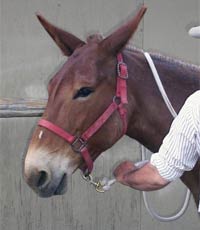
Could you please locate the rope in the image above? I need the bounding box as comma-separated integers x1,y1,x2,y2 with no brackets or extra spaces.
142,52,191,221
144,52,177,118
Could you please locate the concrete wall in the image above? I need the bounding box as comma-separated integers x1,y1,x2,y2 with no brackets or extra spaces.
0,0,200,230
143,0,199,64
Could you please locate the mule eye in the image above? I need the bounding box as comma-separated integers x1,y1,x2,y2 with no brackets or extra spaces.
73,87,94,99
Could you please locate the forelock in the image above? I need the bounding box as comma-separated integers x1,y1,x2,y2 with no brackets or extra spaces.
86,34,103,43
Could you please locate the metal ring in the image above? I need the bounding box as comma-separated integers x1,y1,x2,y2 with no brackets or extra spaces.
113,96,121,105
82,173,92,181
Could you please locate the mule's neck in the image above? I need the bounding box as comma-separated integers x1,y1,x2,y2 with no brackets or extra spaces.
123,48,200,152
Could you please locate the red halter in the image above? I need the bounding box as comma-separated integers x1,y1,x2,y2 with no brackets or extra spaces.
38,53,128,175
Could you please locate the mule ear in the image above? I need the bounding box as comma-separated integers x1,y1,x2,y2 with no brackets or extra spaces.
36,13,85,56
100,6,147,55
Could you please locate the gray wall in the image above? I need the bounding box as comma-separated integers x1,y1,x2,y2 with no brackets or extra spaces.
0,0,200,230
144,0,200,65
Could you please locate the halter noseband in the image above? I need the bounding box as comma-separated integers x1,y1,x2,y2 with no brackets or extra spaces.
38,53,128,175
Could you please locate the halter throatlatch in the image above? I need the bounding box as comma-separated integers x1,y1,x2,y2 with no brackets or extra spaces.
38,53,128,175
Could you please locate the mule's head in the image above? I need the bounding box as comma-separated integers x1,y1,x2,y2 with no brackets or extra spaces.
23,6,146,197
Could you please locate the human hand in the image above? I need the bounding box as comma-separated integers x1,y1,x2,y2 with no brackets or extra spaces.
113,160,137,184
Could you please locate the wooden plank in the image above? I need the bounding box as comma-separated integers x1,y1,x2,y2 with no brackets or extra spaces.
0,98,47,118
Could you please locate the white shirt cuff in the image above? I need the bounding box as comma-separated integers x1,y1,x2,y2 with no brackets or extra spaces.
150,153,184,181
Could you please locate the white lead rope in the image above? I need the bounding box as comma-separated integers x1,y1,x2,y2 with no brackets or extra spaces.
142,52,191,221
144,52,177,118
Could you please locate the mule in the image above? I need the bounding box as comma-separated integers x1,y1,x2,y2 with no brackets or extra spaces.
23,6,200,208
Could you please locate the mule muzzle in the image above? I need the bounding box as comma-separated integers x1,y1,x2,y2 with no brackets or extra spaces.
24,164,68,197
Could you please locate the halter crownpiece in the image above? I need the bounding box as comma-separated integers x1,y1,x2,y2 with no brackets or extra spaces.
38,53,128,175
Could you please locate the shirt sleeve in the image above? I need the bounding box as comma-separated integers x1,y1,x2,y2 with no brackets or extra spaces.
150,92,199,181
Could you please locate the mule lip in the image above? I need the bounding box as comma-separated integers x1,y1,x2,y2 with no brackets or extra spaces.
53,173,67,195
36,173,68,198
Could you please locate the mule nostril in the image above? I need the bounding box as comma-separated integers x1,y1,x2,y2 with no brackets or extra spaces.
37,170,49,188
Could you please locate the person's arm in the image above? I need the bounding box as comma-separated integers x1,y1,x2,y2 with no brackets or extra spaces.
113,161,169,191
114,91,199,191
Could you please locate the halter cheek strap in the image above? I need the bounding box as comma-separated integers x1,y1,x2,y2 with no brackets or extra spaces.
38,53,128,175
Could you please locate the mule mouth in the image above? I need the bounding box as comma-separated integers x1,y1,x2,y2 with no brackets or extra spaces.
24,144,81,197
37,173,68,198
53,173,67,195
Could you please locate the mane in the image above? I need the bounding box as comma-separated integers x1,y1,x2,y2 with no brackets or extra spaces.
125,45,200,74
84,34,200,74
150,52,200,74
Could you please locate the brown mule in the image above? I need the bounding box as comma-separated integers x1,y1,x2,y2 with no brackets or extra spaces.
23,5,200,209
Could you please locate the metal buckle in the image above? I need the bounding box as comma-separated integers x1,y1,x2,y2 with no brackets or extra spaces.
117,62,128,79
71,137,87,153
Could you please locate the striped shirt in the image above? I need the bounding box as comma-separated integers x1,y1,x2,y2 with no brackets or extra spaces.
150,90,200,181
